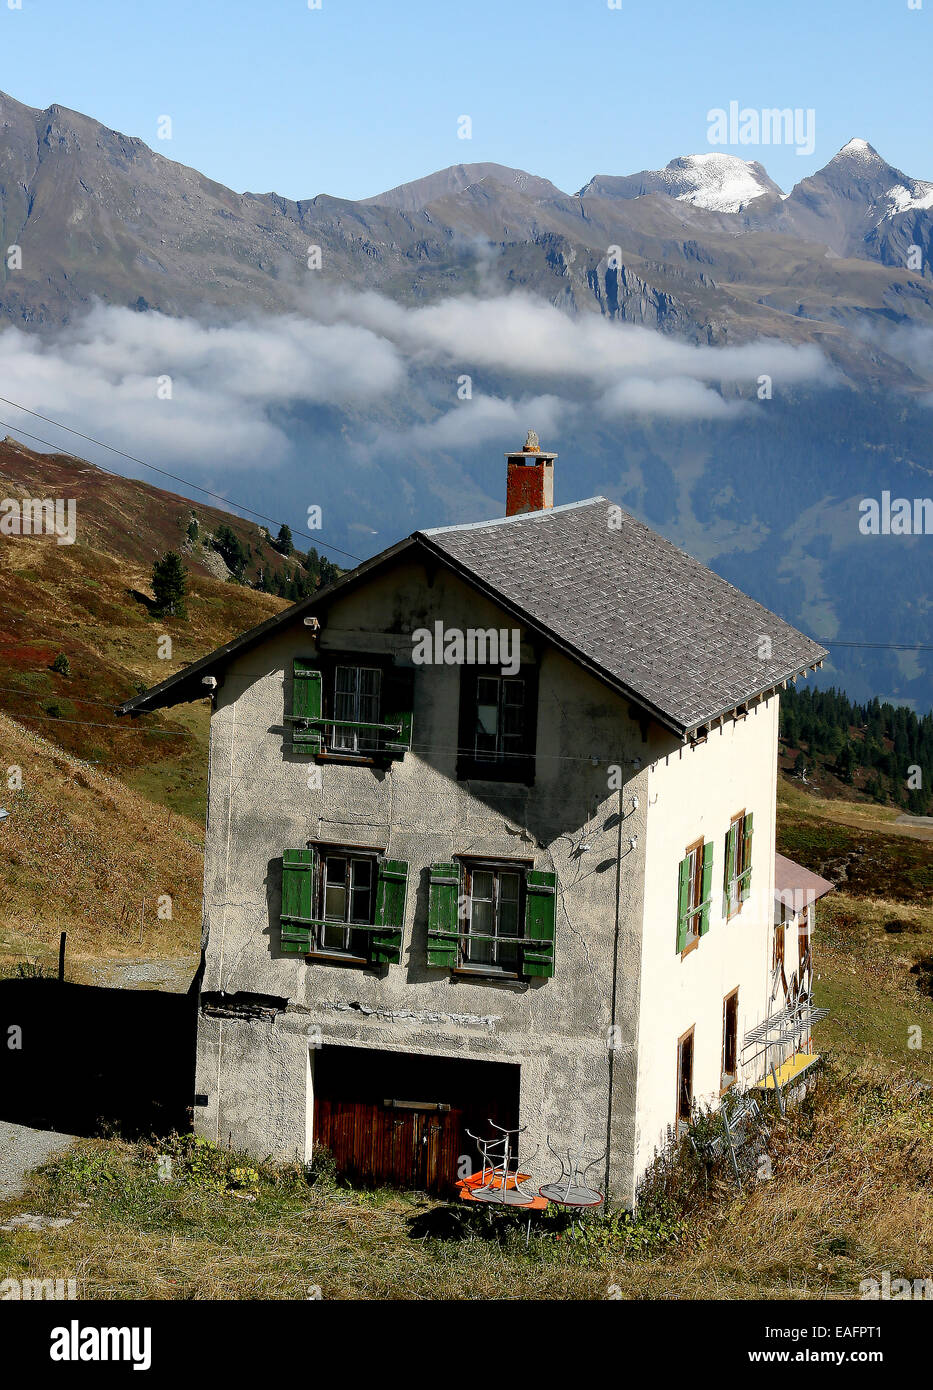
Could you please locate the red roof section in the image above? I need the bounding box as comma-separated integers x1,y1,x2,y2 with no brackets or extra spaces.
774,851,835,909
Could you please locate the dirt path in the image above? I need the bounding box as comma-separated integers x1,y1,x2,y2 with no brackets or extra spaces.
78,956,199,993
0,1121,75,1198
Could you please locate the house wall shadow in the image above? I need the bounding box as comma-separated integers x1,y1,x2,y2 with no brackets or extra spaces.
0,977,198,1140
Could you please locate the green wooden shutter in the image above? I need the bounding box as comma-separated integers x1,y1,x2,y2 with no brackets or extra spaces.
371,859,407,966
280,847,316,953
739,812,753,900
699,840,714,936
723,822,737,917
381,666,414,758
427,862,460,969
676,854,691,952
523,870,556,978
291,658,322,753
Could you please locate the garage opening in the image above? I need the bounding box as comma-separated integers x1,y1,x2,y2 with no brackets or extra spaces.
311,1046,520,1196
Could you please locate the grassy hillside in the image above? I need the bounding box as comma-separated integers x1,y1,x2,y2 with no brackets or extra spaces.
0,435,318,978
776,777,933,1082
0,711,202,979
0,435,299,820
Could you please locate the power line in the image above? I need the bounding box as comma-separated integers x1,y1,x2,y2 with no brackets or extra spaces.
0,400,364,563
1,395,931,654
8,711,189,734
817,640,933,652
0,682,141,711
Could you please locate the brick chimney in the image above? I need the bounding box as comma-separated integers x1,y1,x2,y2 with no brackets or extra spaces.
505,430,556,516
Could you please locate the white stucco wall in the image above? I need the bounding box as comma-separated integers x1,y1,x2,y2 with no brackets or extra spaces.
633,696,779,1180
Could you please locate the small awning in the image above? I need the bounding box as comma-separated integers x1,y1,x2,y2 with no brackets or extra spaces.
774,852,834,915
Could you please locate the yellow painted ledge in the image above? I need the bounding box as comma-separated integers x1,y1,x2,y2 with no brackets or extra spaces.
753,1051,820,1090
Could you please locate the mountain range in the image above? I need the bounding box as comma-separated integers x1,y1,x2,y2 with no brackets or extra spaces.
2,89,932,379
0,89,932,711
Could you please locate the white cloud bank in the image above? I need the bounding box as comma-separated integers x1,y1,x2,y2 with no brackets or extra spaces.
0,292,834,474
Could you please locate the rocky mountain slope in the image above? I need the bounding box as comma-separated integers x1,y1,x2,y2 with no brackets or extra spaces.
1,91,931,386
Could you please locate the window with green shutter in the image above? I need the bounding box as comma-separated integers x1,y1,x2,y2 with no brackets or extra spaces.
676,839,713,954
288,658,323,754
285,655,413,761
427,862,460,970
427,860,556,979
723,811,752,917
279,846,408,967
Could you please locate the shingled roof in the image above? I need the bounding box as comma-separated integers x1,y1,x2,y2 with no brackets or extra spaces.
418,498,826,735
117,496,826,735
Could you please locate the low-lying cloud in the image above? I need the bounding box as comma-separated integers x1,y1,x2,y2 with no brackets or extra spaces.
0,291,834,478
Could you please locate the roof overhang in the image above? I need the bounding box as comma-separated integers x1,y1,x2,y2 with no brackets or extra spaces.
116,528,826,739
115,537,417,716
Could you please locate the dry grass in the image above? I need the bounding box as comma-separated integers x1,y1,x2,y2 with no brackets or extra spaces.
2,1058,930,1300
0,438,291,822
778,775,933,843
0,710,202,969
813,892,933,1082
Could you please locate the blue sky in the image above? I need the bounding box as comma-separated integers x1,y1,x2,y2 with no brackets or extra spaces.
2,0,931,200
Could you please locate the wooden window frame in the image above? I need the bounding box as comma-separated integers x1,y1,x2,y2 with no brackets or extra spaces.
454,858,530,979
773,918,787,996
725,810,747,920
317,651,394,763
681,838,705,957
721,988,739,1094
329,662,384,756
798,907,812,986
306,843,382,966
456,663,538,785
676,1026,695,1134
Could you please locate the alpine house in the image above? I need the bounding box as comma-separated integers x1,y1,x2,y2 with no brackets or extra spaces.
118,434,829,1206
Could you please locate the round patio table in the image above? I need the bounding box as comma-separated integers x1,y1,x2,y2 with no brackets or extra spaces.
456,1171,548,1244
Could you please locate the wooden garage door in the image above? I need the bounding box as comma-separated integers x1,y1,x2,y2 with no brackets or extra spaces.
313,1048,520,1196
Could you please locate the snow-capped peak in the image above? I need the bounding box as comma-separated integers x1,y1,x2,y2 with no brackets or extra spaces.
577,152,782,212
663,154,780,213
839,137,875,157
825,140,933,217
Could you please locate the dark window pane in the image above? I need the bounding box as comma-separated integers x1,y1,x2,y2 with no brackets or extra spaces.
350,858,373,923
